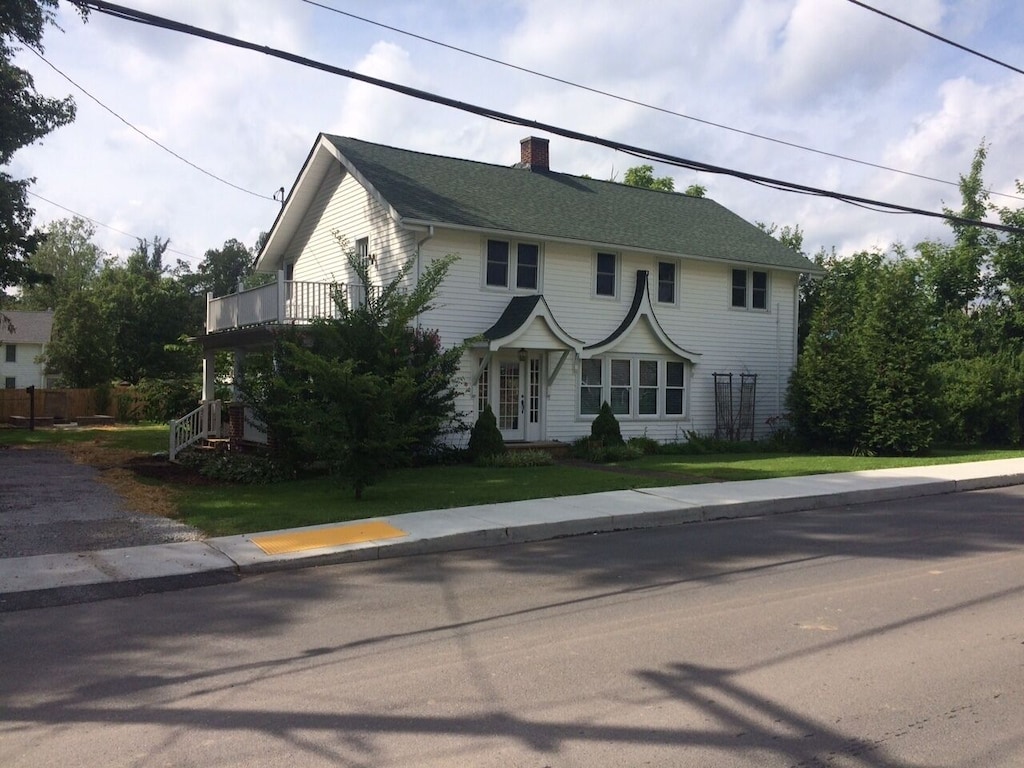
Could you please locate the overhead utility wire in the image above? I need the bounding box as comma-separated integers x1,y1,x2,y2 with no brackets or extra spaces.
301,0,1023,203
69,0,1024,236
846,0,1024,76
28,190,200,262
18,40,276,202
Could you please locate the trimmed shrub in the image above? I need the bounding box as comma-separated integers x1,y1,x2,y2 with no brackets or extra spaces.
468,404,505,462
590,401,623,446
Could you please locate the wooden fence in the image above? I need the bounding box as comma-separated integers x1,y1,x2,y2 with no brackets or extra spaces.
0,387,146,423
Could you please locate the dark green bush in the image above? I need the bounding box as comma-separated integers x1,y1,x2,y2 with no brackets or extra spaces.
178,449,293,484
136,378,202,422
590,401,623,446
627,436,660,455
468,404,505,462
572,435,642,463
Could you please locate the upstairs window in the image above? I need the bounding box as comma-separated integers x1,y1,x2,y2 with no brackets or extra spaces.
732,268,769,310
751,270,768,310
657,261,676,304
731,269,747,308
486,239,541,291
516,243,539,290
4,344,15,363
486,240,510,287
595,252,617,297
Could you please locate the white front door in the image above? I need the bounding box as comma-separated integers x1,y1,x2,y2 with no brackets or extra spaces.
494,354,543,442
497,359,524,442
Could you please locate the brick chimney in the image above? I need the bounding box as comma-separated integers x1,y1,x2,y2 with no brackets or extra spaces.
520,136,549,171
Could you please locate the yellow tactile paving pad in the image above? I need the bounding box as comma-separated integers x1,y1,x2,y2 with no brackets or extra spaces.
251,521,408,555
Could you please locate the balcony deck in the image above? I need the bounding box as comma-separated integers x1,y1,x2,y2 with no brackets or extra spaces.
205,274,371,334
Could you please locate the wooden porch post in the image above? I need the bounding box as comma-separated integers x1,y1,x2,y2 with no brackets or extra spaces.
232,349,246,401
202,350,216,402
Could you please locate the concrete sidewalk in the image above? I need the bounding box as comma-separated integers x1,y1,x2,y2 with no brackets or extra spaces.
2,458,1023,611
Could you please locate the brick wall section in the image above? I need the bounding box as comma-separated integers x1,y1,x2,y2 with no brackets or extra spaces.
228,403,246,442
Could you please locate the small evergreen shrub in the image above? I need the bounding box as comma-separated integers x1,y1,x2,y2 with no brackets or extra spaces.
590,401,624,446
468,404,505,462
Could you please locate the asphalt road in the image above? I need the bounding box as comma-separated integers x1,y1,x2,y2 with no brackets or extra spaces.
1,486,1022,767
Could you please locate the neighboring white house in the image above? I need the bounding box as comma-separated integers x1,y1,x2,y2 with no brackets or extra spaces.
189,134,818,453
0,310,55,390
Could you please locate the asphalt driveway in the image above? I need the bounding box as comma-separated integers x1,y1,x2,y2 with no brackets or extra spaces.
0,448,201,558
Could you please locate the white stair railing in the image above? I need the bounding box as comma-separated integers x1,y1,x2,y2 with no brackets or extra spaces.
169,400,222,461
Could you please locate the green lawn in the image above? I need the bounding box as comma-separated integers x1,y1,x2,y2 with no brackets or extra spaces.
3,424,1021,537
619,448,1024,482
0,423,168,453
178,446,1024,536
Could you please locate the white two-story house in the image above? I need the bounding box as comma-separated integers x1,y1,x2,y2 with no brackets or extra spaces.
181,134,817,457
0,310,55,390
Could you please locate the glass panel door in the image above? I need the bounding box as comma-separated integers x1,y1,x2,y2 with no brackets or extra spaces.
498,360,523,441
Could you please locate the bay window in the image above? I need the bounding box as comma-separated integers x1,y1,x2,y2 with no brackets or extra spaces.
579,356,687,418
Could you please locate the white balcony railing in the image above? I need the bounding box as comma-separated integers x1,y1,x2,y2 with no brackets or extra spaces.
205,271,376,333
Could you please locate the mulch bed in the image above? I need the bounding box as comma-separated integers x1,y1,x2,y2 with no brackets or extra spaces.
126,455,225,486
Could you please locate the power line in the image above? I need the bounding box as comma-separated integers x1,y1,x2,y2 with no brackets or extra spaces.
68,0,1024,236
300,0,1024,203
18,39,277,202
27,190,201,262
846,0,1024,77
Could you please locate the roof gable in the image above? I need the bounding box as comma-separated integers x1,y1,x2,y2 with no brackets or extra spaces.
584,271,698,361
478,294,584,352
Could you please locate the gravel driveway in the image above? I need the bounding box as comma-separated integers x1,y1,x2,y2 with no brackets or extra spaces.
0,448,202,558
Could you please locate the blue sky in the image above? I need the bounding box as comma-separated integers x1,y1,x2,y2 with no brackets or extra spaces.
11,0,1024,269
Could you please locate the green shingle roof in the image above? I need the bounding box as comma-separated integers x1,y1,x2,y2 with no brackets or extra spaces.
325,135,818,272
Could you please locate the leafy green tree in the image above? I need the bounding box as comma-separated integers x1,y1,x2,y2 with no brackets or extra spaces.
183,237,254,298
683,183,707,198
791,251,936,454
788,251,876,450
18,216,102,310
245,243,466,498
43,291,112,387
1,1,86,307
861,257,936,454
95,237,201,383
623,164,674,192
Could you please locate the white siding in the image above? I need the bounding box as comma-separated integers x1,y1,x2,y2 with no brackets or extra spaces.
286,164,418,289
420,232,800,444
0,343,47,389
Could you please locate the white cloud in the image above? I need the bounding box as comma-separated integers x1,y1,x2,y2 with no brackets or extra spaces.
7,0,1024,269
